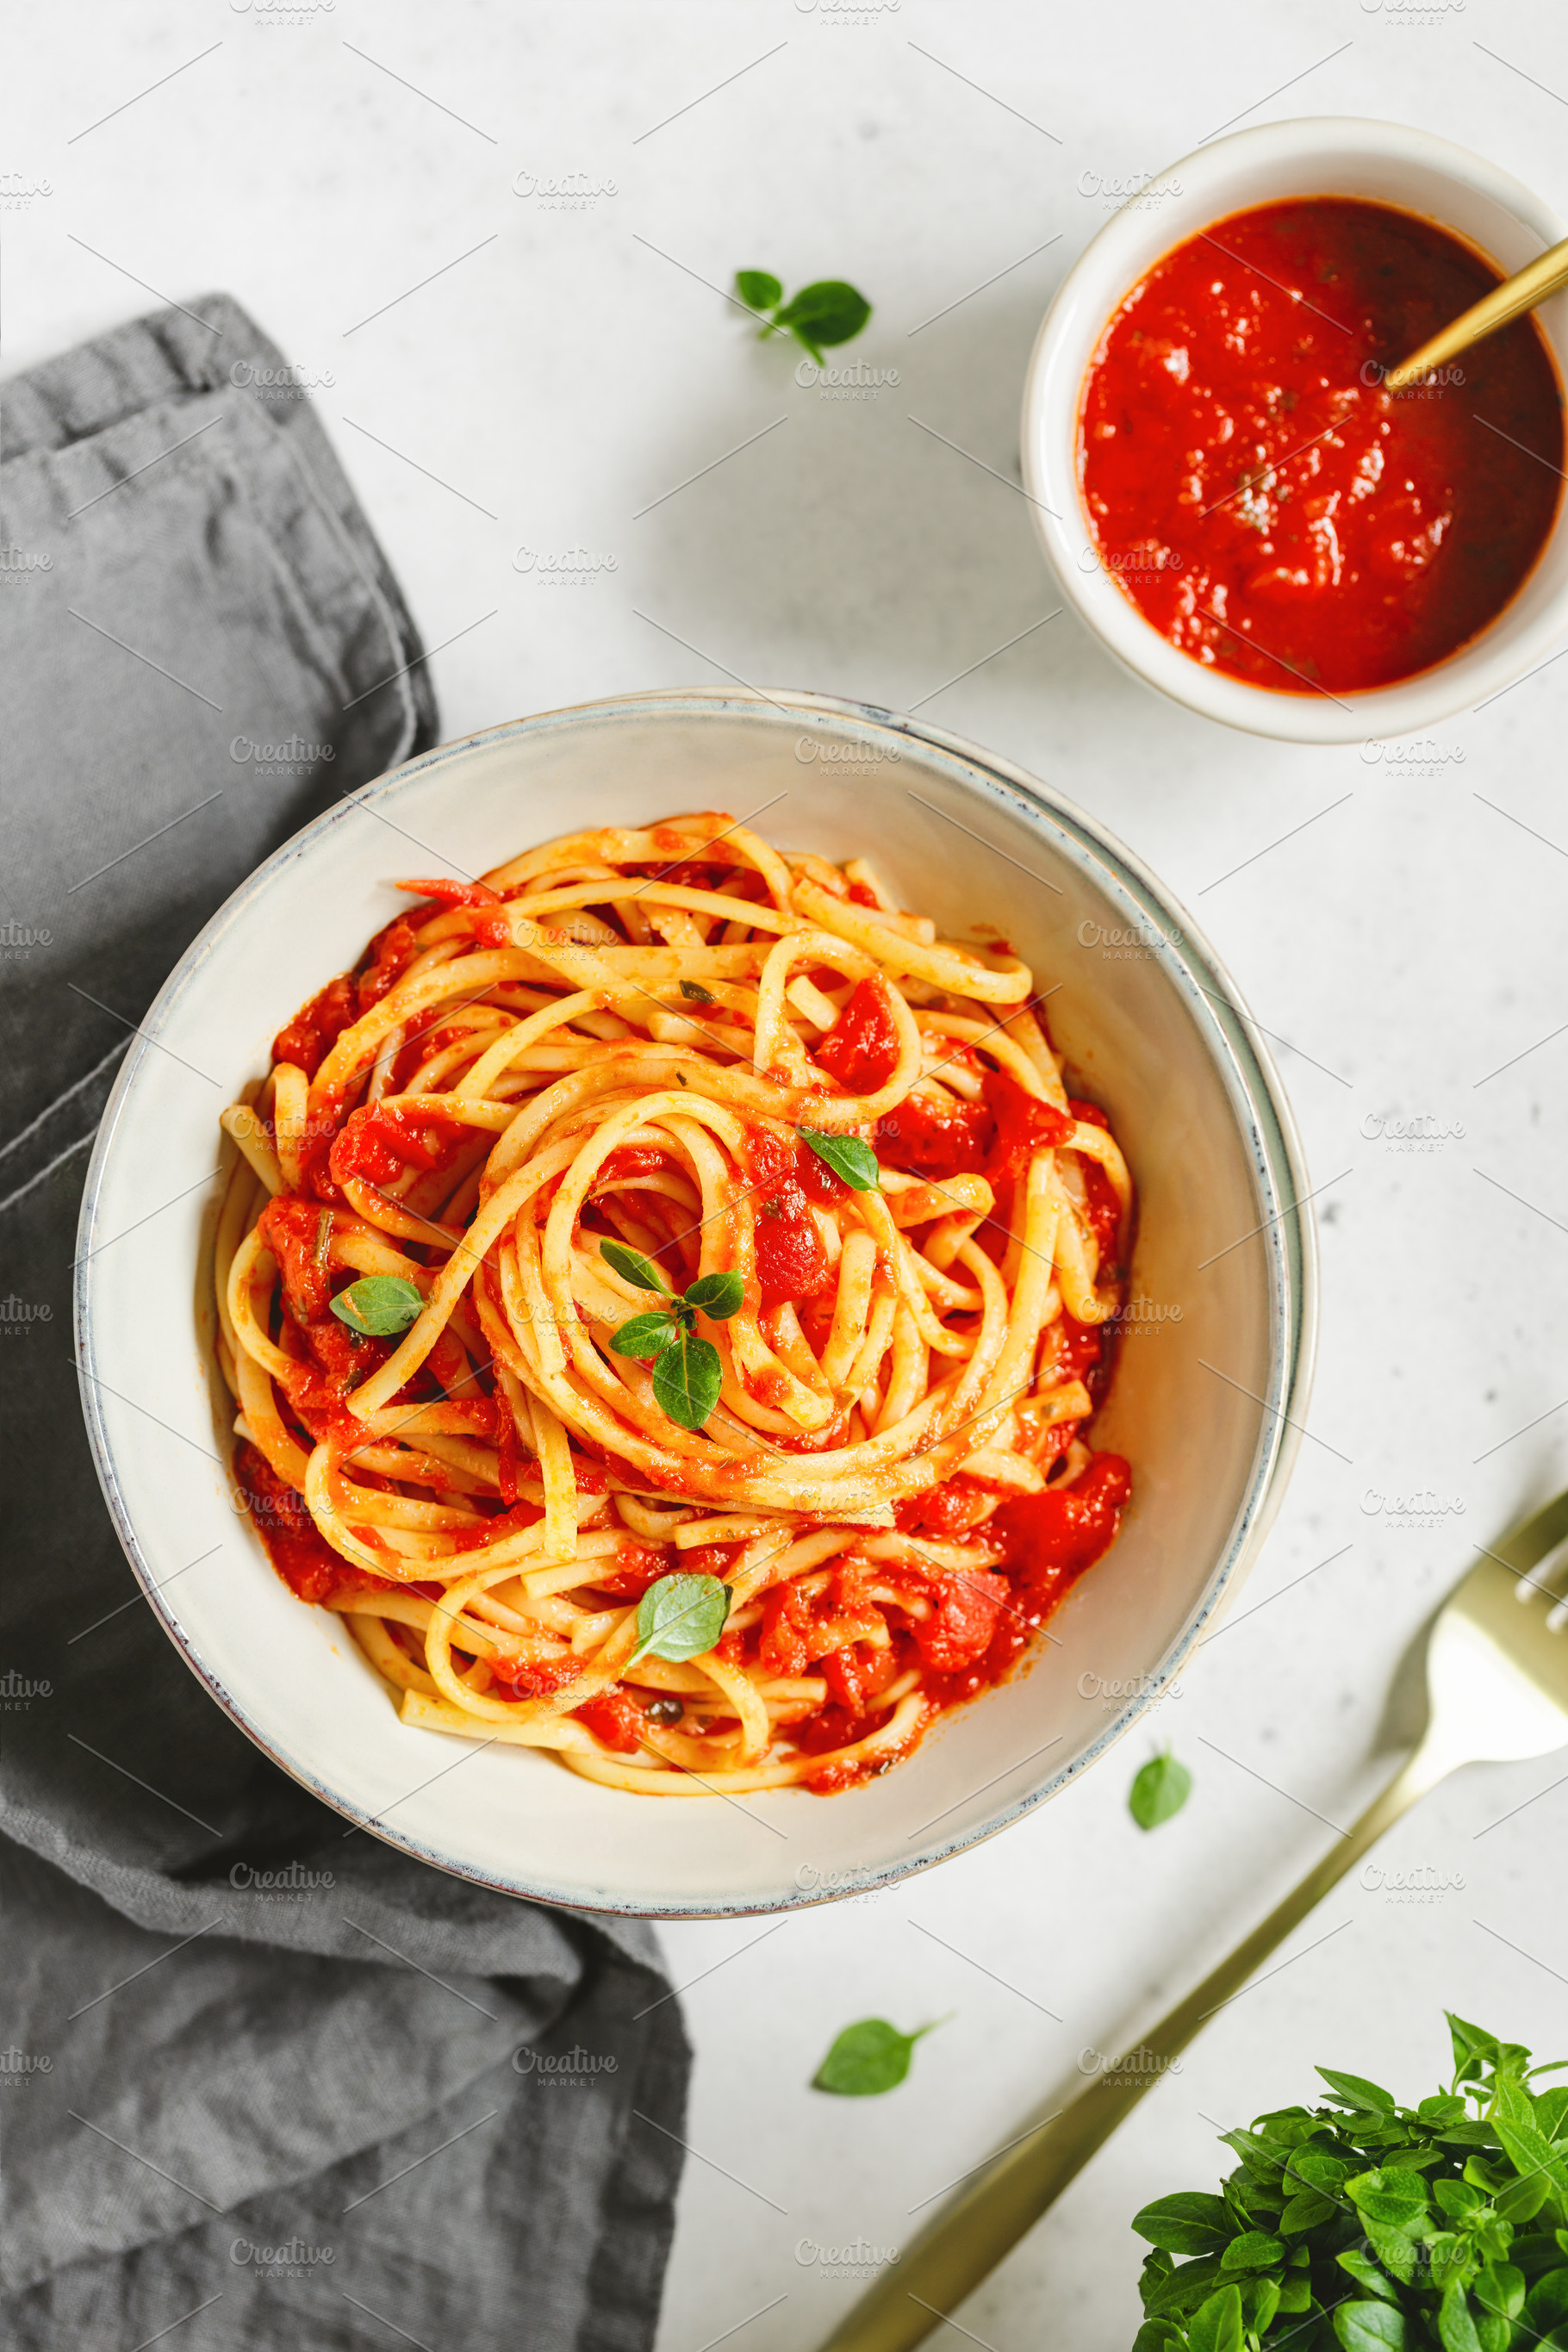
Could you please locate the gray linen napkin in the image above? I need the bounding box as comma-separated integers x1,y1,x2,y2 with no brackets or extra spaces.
0,296,688,2350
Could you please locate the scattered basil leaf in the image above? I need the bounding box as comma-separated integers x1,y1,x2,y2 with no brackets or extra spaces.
600,1239,670,1293
799,1127,881,1192
812,2016,943,2098
609,1311,681,1360
651,1327,723,1430
626,1571,731,1669
736,269,872,364
1129,1752,1192,1830
679,980,716,1003
683,1269,744,1321
735,268,782,313
329,1273,425,1337
773,278,872,364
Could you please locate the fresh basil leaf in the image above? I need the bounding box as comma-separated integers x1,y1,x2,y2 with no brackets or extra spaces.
799,1127,881,1192
1225,2174,1279,2224
1525,2268,1568,2331
1493,2071,1538,2126
1497,2168,1553,2224
600,1238,671,1293
683,1269,744,1321
1436,2179,1485,2221
609,1311,681,1360
1475,2262,1524,2320
1244,2275,1281,2336
735,268,782,314
1335,2301,1408,2349
1142,2256,1225,2320
1339,2250,1401,2303
773,278,872,360
626,1572,731,1669
1129,1752,1192,1830
1218,2230,1284,2274
651,1328,724,1429
1252,2106,1319,2138
1186,2281,1243,2352
1496,2119,1567,2188
1427,2234,1472,2289
1366,2227,1420,2287
1536,2087,1568,2141
1320,2069,1398,2114
1131,2193,1235,2256
1219,2127,1290,2178
1439,2282,1485,2352
1288,2149,1350,2193
329,1274,425,1337
1131,2326,1185,2352
1281,2188,1339,2232
1421,2096,1472,2128
812,2015,941,2097
1346,2168,1430,2229
1448,2015,1502,2085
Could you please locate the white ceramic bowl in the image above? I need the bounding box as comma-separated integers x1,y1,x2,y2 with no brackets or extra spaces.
1022,118,1568,744
77,689,1316,1916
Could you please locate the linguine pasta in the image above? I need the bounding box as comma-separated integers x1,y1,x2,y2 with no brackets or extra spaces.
215,812,1134,1795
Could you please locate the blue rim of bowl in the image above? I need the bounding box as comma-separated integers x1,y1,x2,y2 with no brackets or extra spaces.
76,687,1318,1917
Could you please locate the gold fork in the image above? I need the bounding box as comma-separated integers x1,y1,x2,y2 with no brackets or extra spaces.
821,1490,1568,2352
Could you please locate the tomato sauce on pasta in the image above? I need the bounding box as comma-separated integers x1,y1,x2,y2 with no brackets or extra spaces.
213,815,1133,1796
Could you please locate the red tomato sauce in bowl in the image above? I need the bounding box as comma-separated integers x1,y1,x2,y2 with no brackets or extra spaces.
1078,198,1565,695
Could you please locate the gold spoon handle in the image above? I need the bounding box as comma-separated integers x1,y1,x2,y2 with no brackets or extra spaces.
818,1743,1452,2352
1384,231,1568,390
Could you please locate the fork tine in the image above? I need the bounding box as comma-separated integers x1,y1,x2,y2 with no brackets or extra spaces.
1511,1532,1568,1607
1484,1486,1568,1590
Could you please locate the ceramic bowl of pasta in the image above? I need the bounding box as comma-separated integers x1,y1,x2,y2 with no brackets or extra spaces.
76,688,1315,1915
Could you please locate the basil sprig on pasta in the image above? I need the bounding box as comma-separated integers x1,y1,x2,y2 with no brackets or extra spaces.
330,1274,425,1337
600,1241,743,1430
799,1128,880,1192
626,1571,732,1669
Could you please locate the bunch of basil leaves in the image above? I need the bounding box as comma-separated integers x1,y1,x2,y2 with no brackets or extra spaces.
1131,2013,1568,2351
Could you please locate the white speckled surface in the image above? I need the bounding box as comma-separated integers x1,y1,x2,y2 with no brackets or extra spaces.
14,3,1568,2346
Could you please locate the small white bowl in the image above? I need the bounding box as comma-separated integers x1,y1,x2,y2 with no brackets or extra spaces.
77,690,1316,1916
1022,118,1568,744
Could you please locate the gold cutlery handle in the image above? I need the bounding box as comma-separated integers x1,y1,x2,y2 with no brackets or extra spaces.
1383,232,1568,389
820,1745,1450,2352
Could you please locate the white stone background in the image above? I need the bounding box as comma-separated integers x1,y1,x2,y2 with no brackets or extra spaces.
9,2,1568,2346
